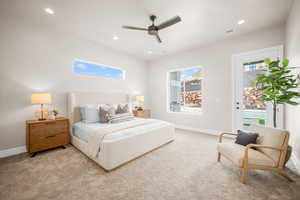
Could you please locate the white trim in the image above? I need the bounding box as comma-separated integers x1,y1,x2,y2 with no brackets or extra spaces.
175,125,222,136
0,146,26,158
291,153,300,175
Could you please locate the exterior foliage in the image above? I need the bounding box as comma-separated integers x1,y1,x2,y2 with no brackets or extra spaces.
253,58,300,127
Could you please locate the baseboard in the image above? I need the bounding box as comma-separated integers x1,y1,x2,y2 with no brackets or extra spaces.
291,153,300,175
0,146,27,158
175,125,222,136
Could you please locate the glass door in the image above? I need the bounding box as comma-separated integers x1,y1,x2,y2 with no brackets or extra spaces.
233,46,284,132
242,61,268,128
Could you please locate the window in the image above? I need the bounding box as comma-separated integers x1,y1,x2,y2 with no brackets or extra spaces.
168,67,203,113
73,60,125,80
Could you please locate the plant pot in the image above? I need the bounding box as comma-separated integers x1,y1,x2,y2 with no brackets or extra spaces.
284,145,292,166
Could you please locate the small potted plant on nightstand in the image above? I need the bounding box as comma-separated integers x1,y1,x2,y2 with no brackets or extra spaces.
52,109,59,119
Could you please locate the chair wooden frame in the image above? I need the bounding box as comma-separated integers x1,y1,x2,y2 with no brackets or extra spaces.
218,132,293,184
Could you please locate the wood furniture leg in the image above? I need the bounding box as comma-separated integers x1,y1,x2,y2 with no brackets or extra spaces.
240,167,248,184
277,170,293,182
217,152,221,162
30,152,37,157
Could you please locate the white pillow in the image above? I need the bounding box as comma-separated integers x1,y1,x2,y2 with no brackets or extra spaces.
80,104,100,123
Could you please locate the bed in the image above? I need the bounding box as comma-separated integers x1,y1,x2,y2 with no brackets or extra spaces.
67,92,175,171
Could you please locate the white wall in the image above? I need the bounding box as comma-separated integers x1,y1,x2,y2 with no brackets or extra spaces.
285,0,300,167
0,18,148,150
148,25,285,133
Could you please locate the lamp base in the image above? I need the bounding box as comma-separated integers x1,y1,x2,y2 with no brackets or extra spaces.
38,118,47,121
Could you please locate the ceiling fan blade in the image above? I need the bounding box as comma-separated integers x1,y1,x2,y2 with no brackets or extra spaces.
122,26,148,31
157,16,181,30
155,34,162,43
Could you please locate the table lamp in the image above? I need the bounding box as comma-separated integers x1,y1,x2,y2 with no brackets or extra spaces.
31,93,52,120
134,95,144,110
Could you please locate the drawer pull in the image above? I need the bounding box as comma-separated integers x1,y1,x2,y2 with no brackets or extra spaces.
46,135,56,138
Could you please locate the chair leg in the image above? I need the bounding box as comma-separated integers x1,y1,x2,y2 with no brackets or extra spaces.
240,167,248,184
277,170,293,182
217,152,221,162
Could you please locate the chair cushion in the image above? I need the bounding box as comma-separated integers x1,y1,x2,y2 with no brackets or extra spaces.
217,143,276,167
249,125,288,163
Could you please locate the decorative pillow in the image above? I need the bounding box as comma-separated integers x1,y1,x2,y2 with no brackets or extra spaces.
99,104,115,123
80,104,100,123
115,104,130,114
108,112,134,123
235,130,259,146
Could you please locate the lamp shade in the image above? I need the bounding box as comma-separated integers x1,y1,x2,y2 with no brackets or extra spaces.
31,93,52,104
135,95,144,102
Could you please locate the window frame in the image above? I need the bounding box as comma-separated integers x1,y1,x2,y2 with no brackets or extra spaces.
72,59,126,80
166,66,203,115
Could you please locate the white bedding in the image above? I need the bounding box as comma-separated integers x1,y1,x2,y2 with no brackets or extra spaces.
72,118,173,158
73,118,167,141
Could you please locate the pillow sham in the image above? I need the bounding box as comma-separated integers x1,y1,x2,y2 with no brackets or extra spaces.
115,104,130,114
108,112,134,123
80,104,100,123
99,104,115,123
235,130,259,146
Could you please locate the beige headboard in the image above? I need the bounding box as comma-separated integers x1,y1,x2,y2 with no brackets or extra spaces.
68,92,130,124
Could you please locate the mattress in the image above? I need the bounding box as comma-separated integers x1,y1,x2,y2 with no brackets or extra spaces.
72,118,169,142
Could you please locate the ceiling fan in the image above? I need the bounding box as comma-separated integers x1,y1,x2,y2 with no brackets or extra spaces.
122,15,182,43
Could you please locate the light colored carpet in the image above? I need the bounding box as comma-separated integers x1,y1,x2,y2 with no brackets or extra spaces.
0,129,300,200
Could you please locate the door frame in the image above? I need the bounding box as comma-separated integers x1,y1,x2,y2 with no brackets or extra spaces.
231,45,284,132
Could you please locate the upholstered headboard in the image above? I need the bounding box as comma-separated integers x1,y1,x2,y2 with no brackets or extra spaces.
67,92,130,125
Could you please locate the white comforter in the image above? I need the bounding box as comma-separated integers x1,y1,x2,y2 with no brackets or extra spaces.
87,118,170,158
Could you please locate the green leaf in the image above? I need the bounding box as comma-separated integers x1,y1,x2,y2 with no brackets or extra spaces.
249,80,256,87
264,58,271,65
282,59,289,67
286,101,299,105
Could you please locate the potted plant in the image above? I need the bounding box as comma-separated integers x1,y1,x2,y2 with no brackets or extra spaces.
251,58,300,164
52,109,59,119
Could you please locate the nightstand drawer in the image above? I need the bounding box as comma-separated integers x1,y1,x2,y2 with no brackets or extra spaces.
30,134,69,153
45,123,68,137
29,122,68,138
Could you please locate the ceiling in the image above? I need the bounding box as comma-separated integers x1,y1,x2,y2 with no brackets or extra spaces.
0,0,293,61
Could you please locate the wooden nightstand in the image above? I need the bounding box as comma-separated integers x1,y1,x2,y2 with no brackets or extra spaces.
132,109,151,118
26,117,70,157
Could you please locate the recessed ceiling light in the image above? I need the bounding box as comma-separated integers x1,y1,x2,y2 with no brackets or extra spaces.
148,50,153,54
113,35,119,40
45,8,54,15
238,19,245,25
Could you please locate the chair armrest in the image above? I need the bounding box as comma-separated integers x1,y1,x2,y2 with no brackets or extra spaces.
242,144,284,167
219,132,237,143
245,144,284,151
